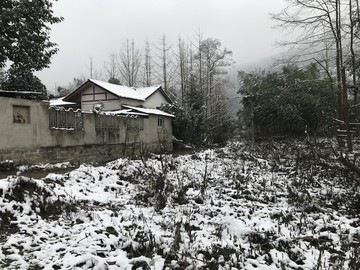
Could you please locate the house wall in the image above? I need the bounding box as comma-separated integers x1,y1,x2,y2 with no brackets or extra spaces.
124,115,173,153
143,91,169,108
0,97,173,165
80,85,143,112
81,85,121,112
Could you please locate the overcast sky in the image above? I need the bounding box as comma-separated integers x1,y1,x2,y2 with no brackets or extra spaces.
36,0,287,92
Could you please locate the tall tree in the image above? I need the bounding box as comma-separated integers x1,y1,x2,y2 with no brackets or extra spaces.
117,39,142,87
273,0,354,150
142,39,152,87
198,38,232,117
170,36,234,144
104,52,120,83
175,36,192,106
154,35,176,99
348,0,359,104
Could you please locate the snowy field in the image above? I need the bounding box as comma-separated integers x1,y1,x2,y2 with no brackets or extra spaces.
0,140,360,269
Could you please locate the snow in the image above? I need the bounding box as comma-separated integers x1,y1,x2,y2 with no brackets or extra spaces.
0,140,360,269
89,79,144,101
49,97,77,106
136,86,162,100
122,105,175,118
104,106,175,118
89,79,162,102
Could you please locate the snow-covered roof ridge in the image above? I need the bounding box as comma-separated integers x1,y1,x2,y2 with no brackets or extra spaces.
49,97,77,106
89,79,144,101
89,79,164,102
135,85,162,100
63,79,172,105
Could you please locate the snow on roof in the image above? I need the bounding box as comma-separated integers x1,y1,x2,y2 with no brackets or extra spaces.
123,105,175,118
89,79,145,101
135,85,161,100
104,106,174,117
105,109,149,117
89,79,143,101
49,97,77,106
89,80,163,101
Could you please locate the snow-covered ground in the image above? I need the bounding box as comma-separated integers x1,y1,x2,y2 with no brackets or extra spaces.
0,140,360,269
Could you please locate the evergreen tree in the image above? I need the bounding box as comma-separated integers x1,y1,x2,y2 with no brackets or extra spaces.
108,77,121,85
2,66,47,97
0,0,62,71
56,86,70,97
238,64,336,137
1,0,62,96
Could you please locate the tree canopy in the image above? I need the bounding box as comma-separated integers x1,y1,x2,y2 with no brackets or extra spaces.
272,0,360,150
238,64,336,137
0,0,63,71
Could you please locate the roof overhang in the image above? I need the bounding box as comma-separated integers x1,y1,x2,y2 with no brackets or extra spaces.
122,105,175,118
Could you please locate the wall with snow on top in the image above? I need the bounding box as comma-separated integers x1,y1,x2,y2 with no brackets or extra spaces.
0,97,173,165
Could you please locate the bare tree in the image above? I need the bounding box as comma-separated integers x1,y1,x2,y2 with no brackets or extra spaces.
142,39,152,87
104,52,120,84
174,36,194,106
349,0,360,104
273,0,354,151
89,56,94,78
198,38,232,118
117,39,142,87
87,56,103,80
154,35,176,99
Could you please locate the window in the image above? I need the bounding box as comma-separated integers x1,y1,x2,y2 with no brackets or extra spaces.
13,105,30,124
158,118,164,127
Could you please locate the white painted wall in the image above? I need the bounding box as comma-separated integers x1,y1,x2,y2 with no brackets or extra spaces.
80,85,143,111
143,90,169,108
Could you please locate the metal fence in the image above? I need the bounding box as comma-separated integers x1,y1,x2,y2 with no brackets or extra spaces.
49,106,83,130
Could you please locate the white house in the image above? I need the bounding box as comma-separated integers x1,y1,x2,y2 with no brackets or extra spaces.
62,79,172,112
56,79,175,153
0,80,175,166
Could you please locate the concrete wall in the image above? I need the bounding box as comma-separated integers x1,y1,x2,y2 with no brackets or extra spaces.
0,97,173,165
0,97,51,149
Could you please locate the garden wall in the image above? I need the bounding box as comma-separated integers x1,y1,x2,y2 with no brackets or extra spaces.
0,97,173,165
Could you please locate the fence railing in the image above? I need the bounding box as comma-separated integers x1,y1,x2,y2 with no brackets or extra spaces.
95,114,118,130
49,106,83,130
